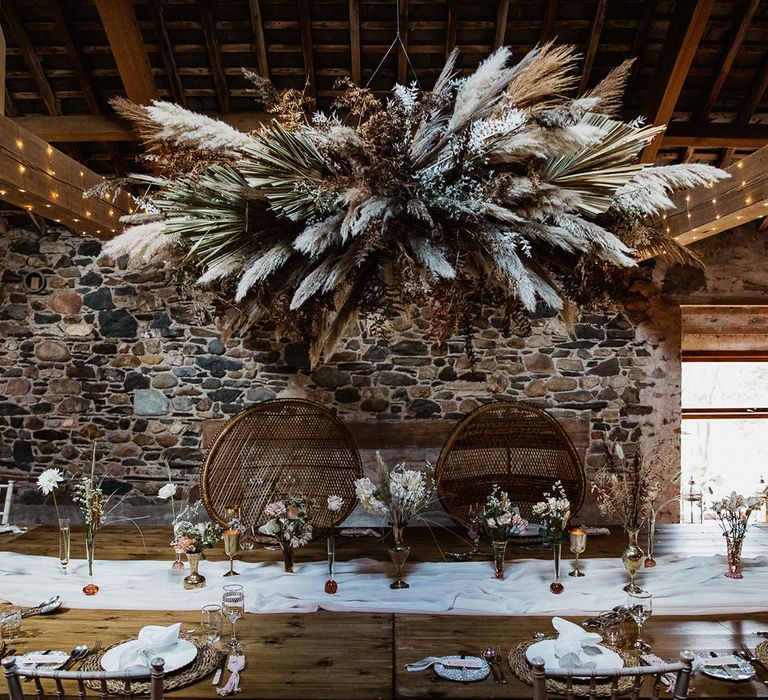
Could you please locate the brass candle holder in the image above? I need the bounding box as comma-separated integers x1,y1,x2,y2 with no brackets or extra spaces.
223,529,240,577
568,529,587,577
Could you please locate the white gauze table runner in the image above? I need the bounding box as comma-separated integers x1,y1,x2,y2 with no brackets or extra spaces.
1,551,767,616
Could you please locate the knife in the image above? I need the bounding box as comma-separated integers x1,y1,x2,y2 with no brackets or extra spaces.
212,654,228,685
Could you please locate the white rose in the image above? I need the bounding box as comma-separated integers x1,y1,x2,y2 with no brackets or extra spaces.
486,517,497,528
158,482,177,500
498,512,512,526
327,495,344,512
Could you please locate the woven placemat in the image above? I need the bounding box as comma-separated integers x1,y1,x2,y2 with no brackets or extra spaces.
756,640,768,666
508,637,641,697
80,637,221,694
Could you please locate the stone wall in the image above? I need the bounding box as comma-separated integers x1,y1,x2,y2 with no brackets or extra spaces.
4,221,751,524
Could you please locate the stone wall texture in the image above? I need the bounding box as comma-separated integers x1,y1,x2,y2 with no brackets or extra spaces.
0,221,759,523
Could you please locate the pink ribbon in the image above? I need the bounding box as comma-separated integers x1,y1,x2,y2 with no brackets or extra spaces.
217,654,246,696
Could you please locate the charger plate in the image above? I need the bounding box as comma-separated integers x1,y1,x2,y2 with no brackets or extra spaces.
508,637,640,697
80,638,220,695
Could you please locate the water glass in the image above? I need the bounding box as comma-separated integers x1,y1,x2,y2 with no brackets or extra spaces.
0,608,22,640
201,604,223,645
627,591,653,651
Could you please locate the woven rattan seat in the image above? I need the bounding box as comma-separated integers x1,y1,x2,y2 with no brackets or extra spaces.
436,402,585,524
200,399,362,536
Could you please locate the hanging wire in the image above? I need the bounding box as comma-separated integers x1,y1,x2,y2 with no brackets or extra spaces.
365,0,420,88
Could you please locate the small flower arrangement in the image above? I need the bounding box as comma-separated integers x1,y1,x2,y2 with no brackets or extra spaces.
262,495,313,548
533,481,571,546
171,501,223,554
37,468,65,520
710,492,761,539
71,475,105,532
354,452,436,530
479,485,527,542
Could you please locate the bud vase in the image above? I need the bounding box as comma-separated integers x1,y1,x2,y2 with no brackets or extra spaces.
82,529,99,595
183,552,206,589
388,526,410,589
491,541,507,579
724,534,744,579
324,529,337,594
550,543,564,594
172,552,184,571
644,511,657,568
622,527,644,593
281,541,295,573
58,517,71,574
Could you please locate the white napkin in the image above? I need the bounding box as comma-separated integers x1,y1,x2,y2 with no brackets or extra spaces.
405,656,484,672
552,617,604,670
117,623,182,671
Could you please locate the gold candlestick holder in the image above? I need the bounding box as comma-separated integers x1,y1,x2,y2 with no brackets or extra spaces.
223,530,240,577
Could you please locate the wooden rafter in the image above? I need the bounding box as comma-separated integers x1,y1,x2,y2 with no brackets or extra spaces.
0,113,133,238
94,0,157,105
297,0,316,99
248,0,270,80
445,0,458,60
540,0,558,43
577,0,607,95
666,144,768,245
494,0,509,49
149,0,186,107
198,0,229,113
640,0,715,163
348,0,361,84
662,122,768,149
398,0,409,85
1,0,58,115
0,24,5,115
627,0,657,88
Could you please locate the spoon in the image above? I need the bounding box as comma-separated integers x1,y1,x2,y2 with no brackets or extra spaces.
482,648,501,684
57,645,88,671
21,596,62,618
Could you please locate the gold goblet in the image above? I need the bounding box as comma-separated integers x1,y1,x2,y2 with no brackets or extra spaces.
568,529,587,577
223,529,240,577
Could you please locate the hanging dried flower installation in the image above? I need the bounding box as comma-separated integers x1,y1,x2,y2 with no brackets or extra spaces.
102,44,727,364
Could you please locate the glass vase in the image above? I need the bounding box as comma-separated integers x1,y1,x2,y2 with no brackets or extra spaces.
172,552,184,571
491,541,507,579
550,543,564,594
387,526,410,589
183,552,206,589
281,541,295,573
622,527,645,593
324,528,338,594
644,511,657,568
724,534,744,579
58,517,71,574
82,529,99,595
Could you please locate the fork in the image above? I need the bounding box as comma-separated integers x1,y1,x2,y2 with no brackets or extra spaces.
494,645,508,684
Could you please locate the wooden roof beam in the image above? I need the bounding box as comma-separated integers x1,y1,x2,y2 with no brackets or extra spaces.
628,0,657,88
665,144,768,245
494,0,510,49
0,113,133,239
94,0,157,105
540,0,558,43
0,23,5,115
249,0,270,80
397,0,409,85
150,0,186,107
198,0,229,113
1,0,59,115
297,0,316,99
640,0,715,163
348,0,361,84
578,0,608,95
445,0,457,59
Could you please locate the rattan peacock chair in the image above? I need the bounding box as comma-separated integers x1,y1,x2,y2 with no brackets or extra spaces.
436,401,585,525
199,399,362,538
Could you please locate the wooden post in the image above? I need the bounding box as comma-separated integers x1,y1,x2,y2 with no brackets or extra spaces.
0,24,5,115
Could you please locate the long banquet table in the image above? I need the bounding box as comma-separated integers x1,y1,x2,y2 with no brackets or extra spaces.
1,524,768,698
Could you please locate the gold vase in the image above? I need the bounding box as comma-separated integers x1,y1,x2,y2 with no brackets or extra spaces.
622,527,644,593
388,526,410,589
491,541,507,579
184,552,206,589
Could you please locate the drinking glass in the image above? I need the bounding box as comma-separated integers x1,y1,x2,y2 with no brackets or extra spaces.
201,604,223,645
222,584,245,653
223,530,240,577
627,591,653,651
0,608,21,640
239,524,256,551
568,529,587,577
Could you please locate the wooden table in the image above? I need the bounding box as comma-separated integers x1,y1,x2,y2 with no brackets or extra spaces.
2,525,767,698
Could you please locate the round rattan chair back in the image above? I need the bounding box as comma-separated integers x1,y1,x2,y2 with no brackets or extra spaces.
436,402,585,524
200,399,362,536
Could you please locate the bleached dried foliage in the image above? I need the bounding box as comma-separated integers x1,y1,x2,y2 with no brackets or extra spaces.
107,43,727,363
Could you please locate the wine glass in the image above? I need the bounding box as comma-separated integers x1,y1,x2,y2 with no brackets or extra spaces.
222,584,245,653
239,523,256,551
568,529,587,577
223,529,240,577
201,604,222,645
627,591,653,651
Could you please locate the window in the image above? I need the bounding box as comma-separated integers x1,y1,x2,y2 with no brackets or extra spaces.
681,356,768,506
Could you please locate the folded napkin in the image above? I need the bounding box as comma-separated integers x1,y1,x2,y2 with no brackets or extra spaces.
217,655,245,696
552,617,604,670
118,623,182,671
405,656,484,672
